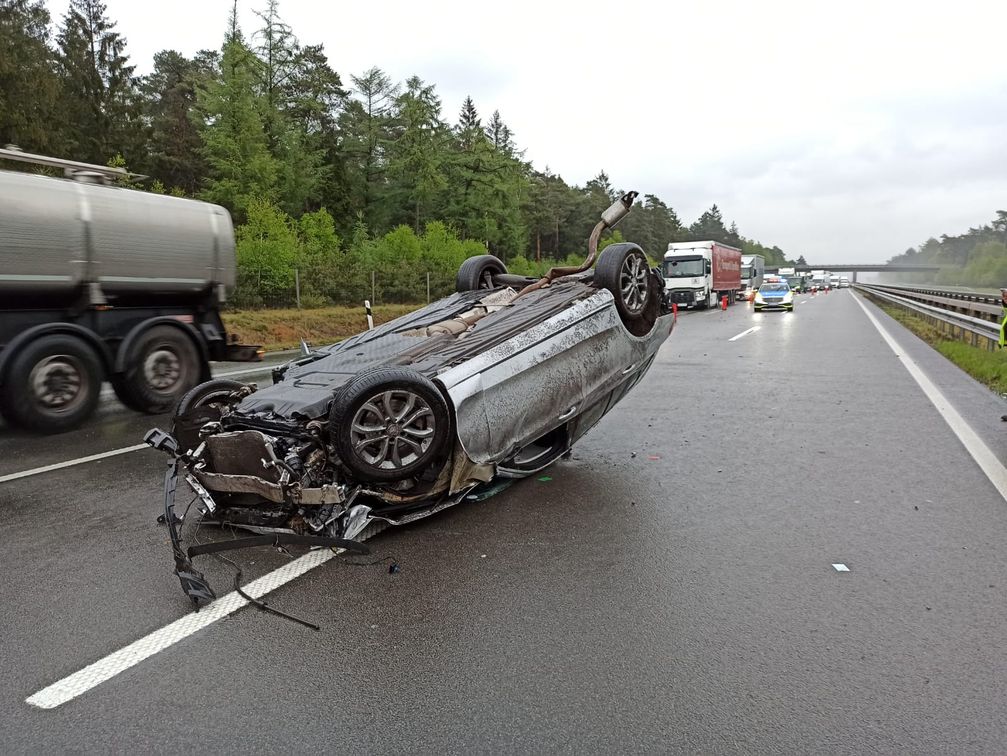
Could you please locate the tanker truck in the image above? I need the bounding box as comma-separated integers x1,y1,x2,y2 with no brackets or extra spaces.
0,148,261,433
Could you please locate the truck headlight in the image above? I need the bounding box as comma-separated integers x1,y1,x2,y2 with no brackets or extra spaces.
694,290,704,300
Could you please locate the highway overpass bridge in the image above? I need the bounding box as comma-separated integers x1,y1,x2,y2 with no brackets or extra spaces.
766,264,941,282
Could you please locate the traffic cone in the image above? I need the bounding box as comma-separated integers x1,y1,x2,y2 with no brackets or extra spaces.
721,295,727,310
672,302,678,316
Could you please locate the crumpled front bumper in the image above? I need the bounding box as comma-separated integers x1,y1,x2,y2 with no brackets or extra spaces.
144,428,370,607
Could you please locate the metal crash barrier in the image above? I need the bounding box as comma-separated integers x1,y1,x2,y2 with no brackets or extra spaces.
855,283,1002,351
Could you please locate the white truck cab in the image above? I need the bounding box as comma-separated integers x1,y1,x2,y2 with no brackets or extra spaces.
663,241,742,310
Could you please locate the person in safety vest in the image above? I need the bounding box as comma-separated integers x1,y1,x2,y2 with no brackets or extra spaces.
1000,288,1007,348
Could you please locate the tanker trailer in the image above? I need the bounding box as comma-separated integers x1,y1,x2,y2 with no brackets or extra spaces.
0,148,261,433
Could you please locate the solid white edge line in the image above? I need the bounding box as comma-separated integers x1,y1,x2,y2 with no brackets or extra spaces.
26,548,338,709
0,444,149,484
853,292,1007,501
728,326,760,342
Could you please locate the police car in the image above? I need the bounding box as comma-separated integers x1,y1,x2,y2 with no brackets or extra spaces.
754,277,795,312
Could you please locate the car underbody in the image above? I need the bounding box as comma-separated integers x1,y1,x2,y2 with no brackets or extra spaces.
146,192,675,607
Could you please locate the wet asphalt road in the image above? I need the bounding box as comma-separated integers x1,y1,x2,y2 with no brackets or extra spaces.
2,290,1007,753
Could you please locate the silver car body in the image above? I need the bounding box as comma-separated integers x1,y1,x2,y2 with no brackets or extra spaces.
440,288,670,465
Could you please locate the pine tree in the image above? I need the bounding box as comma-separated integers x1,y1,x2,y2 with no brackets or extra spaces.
339,67,399,229
690,204,729,240
446,96,526,257
457,96,480,133
55,0,142,164
0,0,61,153
387,76,449,231
141,49,215,194
195,10,277,219
252,0,331,214
484,110,515,155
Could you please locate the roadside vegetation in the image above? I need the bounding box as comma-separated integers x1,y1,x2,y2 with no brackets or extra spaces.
2,0,792,309
886,211,1007,288
222,304,419,352
873,300,1007,395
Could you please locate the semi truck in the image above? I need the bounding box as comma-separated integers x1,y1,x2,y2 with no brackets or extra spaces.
663,241,742,310
0,147,261,433
739,254,765,301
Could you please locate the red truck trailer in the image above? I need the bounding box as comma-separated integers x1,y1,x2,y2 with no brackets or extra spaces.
662,241,743,309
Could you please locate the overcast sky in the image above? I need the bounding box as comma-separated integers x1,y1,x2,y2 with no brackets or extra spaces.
46,0,1007,263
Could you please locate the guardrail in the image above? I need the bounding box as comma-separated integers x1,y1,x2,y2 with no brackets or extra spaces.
868,283,1002,307
855,283,1002,351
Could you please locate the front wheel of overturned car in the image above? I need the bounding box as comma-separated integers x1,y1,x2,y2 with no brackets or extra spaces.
329,367,451,484
1,333,103,433
456,254,508,292
172,378,248,452
595,242,659,335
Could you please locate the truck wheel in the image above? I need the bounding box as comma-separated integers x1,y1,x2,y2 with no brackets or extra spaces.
117,325,202,414
329,367,451,484
0,334,102,432
595,243,659,334
456,255,507,291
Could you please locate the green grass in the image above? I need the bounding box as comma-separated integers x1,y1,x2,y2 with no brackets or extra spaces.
223,304,420,352
874,300,1007,395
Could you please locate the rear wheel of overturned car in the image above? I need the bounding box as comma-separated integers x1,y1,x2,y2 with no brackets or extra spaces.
456,255,508,292
0,333,103,433
172,378,247,452
594,243,659,333
117,325,203,414
329,367,451,484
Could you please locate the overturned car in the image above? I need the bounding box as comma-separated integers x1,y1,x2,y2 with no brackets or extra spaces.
147,192,675,605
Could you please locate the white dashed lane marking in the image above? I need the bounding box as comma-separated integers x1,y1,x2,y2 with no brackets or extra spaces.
0,444,149,484
728,326,761,342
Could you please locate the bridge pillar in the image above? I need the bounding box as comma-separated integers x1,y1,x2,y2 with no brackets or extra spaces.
852,271,858,284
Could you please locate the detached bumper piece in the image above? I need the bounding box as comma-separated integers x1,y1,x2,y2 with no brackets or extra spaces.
144,428,370,609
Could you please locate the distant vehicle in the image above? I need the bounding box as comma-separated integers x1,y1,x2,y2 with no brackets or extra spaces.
838,277,851,288
754,281,794,312
739,254,765,301
0,147,262,433
663,241,742,310
787,276,807,292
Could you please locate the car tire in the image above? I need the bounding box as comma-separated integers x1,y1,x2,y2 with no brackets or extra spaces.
329,367,451,484
456,255,508,292
117,325,203,414
595,243,659,333
1,333,103,433
172,378,248,452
